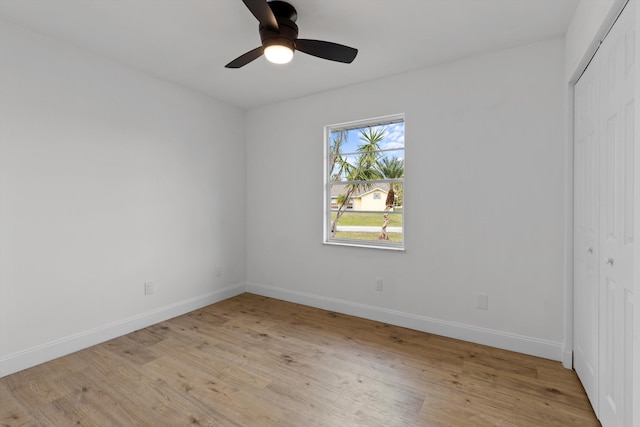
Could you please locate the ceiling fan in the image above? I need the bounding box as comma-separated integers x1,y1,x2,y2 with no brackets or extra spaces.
225,0,358,68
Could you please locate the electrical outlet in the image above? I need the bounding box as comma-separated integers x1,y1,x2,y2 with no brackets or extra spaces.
144,282,154,296
375,278,383,292
215,266,222,277
477,294,488,310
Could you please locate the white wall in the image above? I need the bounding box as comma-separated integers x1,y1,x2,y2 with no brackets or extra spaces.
245,38,567,360
0,21,246,376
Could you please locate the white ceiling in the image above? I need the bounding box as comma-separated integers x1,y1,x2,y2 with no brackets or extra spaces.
0,0,578,109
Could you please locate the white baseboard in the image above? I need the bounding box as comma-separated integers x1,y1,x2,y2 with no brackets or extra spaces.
246,283,566,363
0,283,245,378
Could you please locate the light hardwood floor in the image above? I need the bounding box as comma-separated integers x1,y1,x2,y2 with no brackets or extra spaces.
1,293,599,426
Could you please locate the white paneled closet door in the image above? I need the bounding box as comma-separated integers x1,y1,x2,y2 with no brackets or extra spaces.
573,1,635,426
598,1,635,425
573,45,601,413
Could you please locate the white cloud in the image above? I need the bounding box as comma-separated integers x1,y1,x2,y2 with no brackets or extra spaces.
382,123,405,150
382,141,404,150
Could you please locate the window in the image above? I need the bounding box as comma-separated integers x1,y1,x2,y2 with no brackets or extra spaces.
324,114,405,250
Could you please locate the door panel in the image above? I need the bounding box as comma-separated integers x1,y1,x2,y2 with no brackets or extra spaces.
597,1,635,426
573,45,601,412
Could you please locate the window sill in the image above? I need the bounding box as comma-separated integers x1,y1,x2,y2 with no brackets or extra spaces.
323,241,405,251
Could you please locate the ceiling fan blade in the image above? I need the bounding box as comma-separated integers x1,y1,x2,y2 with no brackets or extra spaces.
296,39,358,64
225,46,264,68
241,0,278,30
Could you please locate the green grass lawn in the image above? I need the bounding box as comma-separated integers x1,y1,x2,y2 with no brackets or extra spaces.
333,231,403,243
331,211,403,227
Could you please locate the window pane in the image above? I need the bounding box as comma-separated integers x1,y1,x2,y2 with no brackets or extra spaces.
329,182,403,244
329,122,404,182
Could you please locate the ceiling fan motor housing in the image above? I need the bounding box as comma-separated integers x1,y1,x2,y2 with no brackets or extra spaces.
260,1,299,51
260,18,298,51
268,1,297,21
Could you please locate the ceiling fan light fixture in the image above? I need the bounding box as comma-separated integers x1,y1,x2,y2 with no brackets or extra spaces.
264,44,294,64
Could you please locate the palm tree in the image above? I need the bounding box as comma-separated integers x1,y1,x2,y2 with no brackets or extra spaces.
330,127,386,237
376,156,404,240
328,130,348,180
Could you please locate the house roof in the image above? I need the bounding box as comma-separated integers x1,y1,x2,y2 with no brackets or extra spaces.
330,183,390,199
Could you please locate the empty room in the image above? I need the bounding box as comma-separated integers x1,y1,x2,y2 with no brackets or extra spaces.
0,0,638,425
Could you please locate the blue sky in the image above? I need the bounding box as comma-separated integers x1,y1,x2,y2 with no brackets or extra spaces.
333,122,405,155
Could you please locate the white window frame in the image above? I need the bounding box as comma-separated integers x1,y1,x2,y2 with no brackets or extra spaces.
323,113,405,251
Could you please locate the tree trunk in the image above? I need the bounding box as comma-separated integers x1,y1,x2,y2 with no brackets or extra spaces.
330,186,356,237
378,188,394,240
